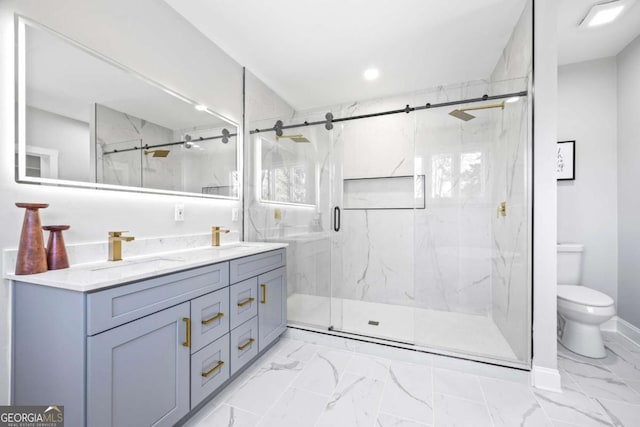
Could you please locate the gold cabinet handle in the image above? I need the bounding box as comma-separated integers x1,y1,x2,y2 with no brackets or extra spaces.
260,284,267,304
201,360,224,378
237,297,255,307
238,338,255,351
182,317,191,348
201,312,224,325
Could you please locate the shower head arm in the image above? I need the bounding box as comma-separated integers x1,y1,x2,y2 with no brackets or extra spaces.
460,101,505,113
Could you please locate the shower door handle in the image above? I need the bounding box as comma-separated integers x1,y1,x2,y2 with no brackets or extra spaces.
333,206,341,232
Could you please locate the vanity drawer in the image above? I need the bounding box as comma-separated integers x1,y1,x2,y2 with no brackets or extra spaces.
230,317,259,376
229,278,258,330
87,262,229,336
190,288,230,353
191,334,230,409
229,249,285,284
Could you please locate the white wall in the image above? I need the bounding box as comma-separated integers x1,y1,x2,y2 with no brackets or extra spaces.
0,0,245,403
26,106,90,182
532,0,561,391
617,34,640,329
557,58,618,303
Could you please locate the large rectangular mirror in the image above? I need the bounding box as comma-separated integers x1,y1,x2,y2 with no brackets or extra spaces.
16,16,240,199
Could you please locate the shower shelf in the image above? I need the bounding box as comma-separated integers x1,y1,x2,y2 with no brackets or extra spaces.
342,175,425,210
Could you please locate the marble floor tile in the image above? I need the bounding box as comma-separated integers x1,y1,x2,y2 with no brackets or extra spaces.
625,380,640,394
345,354,390,381
187,404,260,427
599,341,640,382
379,361,434,425
377,412,432,426
316,373,385,427
257,387,328,427
433,368,484,402
480,377,552,427
224,356,304,415
533,382,612,426
292,349,352,395
433,393,492,427
274,337,320,362
593,398,640,427
566,367,640,404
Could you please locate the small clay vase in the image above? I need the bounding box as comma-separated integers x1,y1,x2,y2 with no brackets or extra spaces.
15,203,49,275
43,225,70,270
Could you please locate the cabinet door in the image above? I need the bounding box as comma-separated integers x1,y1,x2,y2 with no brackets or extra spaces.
87,303,190,427
257,266,287,351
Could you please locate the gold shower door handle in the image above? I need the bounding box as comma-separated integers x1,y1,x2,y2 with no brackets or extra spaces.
201,360,224,378
182,317,191,348
497,201,507,218
201,312,224,325
260,284,267,304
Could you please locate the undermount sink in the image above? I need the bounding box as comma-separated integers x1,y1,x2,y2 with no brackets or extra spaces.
89,257,186,271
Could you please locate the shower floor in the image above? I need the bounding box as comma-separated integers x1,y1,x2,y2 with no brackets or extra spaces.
287,293,517,361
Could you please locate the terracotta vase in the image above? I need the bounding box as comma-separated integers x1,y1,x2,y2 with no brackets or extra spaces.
43,225,70,270
15,203,49,275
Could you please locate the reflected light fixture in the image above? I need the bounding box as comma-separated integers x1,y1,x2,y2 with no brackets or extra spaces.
580,0,635,27
195,104,208,111
505,96,521,103
363,68,380,81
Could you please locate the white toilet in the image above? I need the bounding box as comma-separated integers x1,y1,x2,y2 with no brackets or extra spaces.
557,243,615,358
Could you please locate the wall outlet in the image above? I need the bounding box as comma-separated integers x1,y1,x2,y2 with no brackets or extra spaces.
174,204,185,221
231,208,239,222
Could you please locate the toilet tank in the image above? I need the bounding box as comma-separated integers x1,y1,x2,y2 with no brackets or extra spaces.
557,243,584,285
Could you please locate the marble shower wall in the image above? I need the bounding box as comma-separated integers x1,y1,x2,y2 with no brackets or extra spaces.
96,103,182,191
489,0,533,362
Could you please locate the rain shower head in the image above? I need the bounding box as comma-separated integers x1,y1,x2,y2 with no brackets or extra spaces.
144,149,170,158
276,134,310,143
449,101,505,121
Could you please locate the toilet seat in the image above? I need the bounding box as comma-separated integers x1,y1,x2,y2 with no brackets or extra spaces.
557,285,613,307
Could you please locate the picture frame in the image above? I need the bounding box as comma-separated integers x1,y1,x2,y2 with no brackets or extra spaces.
557,140,575,181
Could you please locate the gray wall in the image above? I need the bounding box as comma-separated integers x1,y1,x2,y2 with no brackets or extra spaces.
617,35,640,329
557,58,618,304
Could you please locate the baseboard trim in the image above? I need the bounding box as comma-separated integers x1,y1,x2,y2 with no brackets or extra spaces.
600,316,618,332
617,317,640,346
531,365,562,392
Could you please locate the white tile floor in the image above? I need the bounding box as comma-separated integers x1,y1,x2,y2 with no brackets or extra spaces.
287,293,517,361
182,330,640,427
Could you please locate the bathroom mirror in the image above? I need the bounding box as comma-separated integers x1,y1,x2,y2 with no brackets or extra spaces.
258,136,317,206
15,17,240,199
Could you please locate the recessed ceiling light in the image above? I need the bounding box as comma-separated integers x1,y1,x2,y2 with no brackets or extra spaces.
505,96,520,103
363,68,380,81
580,0,635,28
195,104,208,111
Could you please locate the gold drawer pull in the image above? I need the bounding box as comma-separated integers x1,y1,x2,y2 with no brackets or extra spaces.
182,317,191,348
201,312,224,325
260,284,267,304
238,338,255,351
237,297,255,307
201,360,224,378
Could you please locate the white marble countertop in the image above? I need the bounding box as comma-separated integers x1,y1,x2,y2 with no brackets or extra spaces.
5,242,287,293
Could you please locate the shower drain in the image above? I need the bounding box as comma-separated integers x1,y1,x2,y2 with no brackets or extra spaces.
368,320,380,326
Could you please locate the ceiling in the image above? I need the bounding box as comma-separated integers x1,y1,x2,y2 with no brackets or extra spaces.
164,0,527,110
558,0,640,65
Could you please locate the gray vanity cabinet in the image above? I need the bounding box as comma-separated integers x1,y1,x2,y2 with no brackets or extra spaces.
258,266,287,351
87,302,191,427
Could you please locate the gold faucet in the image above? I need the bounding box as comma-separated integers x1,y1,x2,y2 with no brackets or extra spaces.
108,231,135,261
211,226,230,247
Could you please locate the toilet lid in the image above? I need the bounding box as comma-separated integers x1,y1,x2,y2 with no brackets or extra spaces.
558,285,614,307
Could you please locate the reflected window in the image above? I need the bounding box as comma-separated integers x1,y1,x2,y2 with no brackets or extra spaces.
430,151,484,200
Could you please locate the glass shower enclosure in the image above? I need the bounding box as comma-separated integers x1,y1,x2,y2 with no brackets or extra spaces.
246,77,531,368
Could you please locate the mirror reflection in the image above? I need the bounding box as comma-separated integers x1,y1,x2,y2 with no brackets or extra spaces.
18,18,239,198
